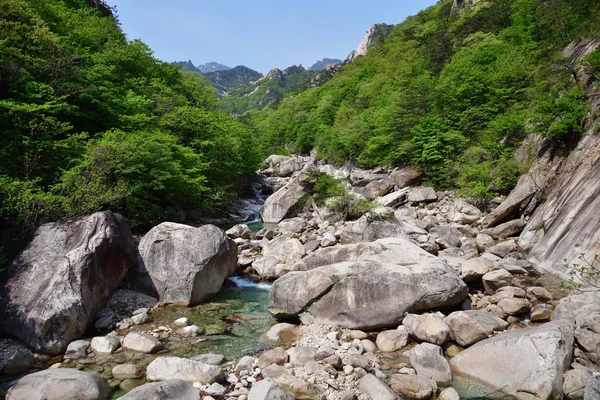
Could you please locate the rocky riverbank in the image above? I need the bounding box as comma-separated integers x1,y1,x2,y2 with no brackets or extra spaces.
1,155,600,400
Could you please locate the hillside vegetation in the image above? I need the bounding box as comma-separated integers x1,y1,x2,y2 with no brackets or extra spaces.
245,0,600,197
0,0,262,257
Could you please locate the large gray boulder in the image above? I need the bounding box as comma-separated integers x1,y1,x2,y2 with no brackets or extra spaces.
6,368,108,400
0,211,136,354
443,310,508,347
262,155,313,178
252,235,305,279
119,380,199,400
410,343,452,385
450,320,574,399
132,223,236,306
269,238,467,330
146,356,224,384
0,339,35,375
261,164,315,223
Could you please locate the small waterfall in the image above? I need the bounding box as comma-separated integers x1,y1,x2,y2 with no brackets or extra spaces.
228,276,271,291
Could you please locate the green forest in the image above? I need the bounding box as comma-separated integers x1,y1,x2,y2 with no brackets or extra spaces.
245,0,600,195
0,0,262,260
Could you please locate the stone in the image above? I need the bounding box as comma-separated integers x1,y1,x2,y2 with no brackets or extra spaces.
226,224,252,240
130,312,149,325
279,218,308,234
554,292,600,323
376,328,410,352
189,354,225,365
563,369,592,400
323,355,343,369
258,347,289,369
206,382,227,397
450,320,575,400
275,374,324,399
482,269,513,293
343,354,371,369
482,219,525,240
402,313,450,345
122,332,163,354
575,312,600,366
112,364,143,379
496,297,531,317
389,374,437,399
438,387,460,400
118,380,199,400
476,234,495,253
235,356,256,372
584,375,600,400
359,373,399,400
390,167,422,189
376,189,409,208
429,226,462,249
488,240,518,258
460,258,490,283
408,187,437,203
177,325,203,337
252,236,305,278
530,304,554,322
0,339,35,375
260,164,315,223
447,200,483,225
248,377,294,400
527,287,553,302
0,211,136,354
65,340,90,360
146,356,223,384
6,368,108,400
90,335,120,354
320,232,337,247
173,317,189,327
409,343,452,385
287,346,317,366
261,364,289,379
263,155,312,178
269,238,467,330
443,310,508,347
132,223,237,306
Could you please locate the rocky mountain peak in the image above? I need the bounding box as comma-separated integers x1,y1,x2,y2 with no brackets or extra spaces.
309,58,342,71
347,23,394,62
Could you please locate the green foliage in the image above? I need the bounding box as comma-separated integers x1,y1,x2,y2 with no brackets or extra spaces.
530,86,587,140
0,0,262,243
562,254,600,292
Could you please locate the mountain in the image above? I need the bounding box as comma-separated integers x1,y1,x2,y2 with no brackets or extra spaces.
171,60,202,73
309,58,343,71
204,66,264,95
197,61,231,73
219,65,317,114
347,23,395,61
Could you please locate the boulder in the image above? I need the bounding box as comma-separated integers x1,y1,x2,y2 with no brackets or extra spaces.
248,377,294,400
376,188,410,208
258,347,289,369
585,375,600,400
112,364,143,379
0,339,35,375
261,164,315,223
482,269,513,293
389,374,437,399
488,240,519,258
119,380,199,400
450,320,575,399
408,187,438,203
563,369,592,400
429,226,462,249
554,292,600,323
390,167,422,189
359,373,399,400
460,258,490,283
122,332,163,354
320,232,337,247
447,200,482,225
275,374,324,399
269,238,467,330
64,339,90,360
482,219,525,240
265,323,296,341
496,297,531,317
439,387,460,400
133,223,236,306
402,313,450,345
189,354,225,365
0,211,136,354
262,155,312,178
575,311,600,366
279,218,308,234
410,343,452,385
443,310,508,347
146,356,223,384
376,328,410,352
252,236,305,278
355,179,394,200
226,224,252,240
287,347,317,366
6,368,108,400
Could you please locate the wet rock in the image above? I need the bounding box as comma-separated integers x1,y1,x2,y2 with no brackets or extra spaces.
402,313,450,346
146,356,223,384
376,328,410,352
482,269,513,294
0,211,136,354
443,310,508,347
133,223,237,306
0,338,35,375
409,343,452,385
112,364,143,379
269,238,467,330
359,373,399,400
450,320,574,400
122,332,163,354
90,335,120,354
6,368,108,400
119,379,199,400
389,374,436,399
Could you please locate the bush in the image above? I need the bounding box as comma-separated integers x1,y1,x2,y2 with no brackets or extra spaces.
562,254,600,291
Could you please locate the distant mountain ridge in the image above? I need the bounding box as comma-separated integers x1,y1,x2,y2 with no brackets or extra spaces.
171,60,231,73
204,66,264,95
309,58,342,71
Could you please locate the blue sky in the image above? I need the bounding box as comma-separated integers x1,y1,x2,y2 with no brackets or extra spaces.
110,1,439,74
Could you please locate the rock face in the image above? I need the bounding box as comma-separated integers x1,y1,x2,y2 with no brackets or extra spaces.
133,223,237,306
269,238,467,330
0,211,136,354
6,368,108,400
450,320,574,400
0,339,35,375
119,380,199,400
261,164,315,223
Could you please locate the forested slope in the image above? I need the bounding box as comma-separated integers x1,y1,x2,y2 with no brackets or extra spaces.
247,0,600,196
0,0,262,261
